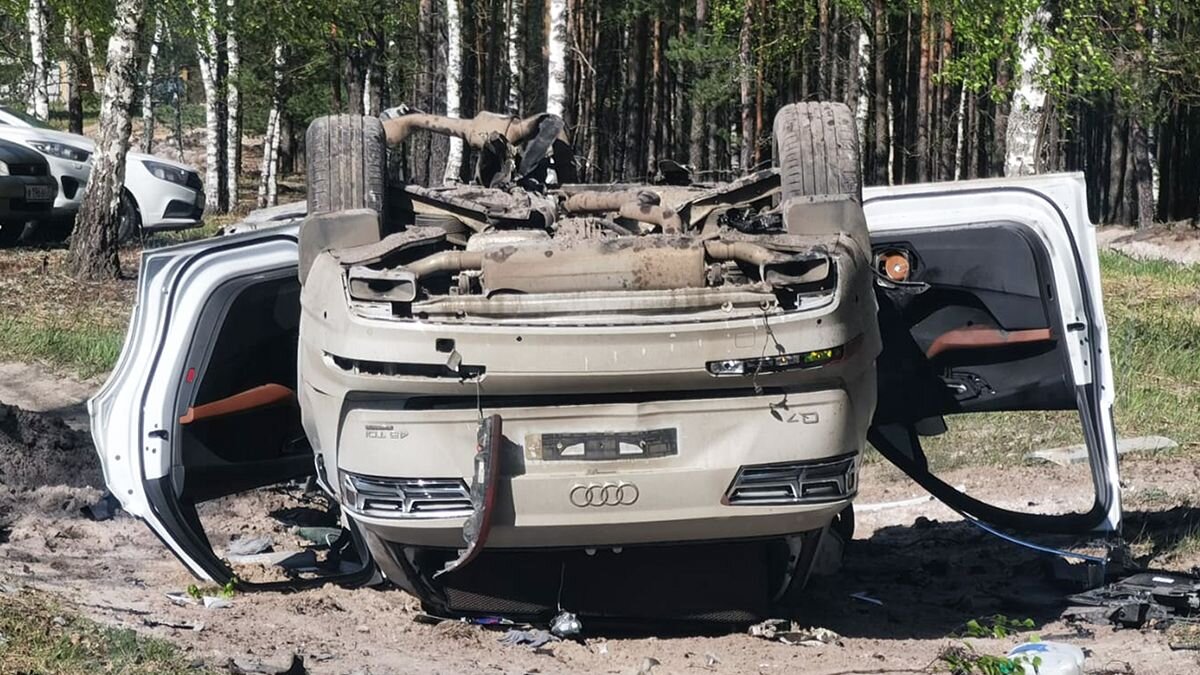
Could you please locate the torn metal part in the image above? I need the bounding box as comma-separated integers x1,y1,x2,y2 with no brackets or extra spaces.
1065,571,1200,628
434,415,503,577
549,611,582,638
347,266,418,303
499,628,558,648
329,226,447,267
226,536,273,557
382,110,551,150
748,619,841,646
562,189,683,233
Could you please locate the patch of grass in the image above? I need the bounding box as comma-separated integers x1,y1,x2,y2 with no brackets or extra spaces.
0,315,123,378
0,589,212,674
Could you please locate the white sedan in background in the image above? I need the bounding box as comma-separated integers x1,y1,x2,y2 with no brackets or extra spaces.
0,105,205,241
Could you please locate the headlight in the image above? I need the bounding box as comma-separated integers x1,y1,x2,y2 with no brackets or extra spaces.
706,346,845,376
28,141,91,162
0,160,7,176
142,160,191,186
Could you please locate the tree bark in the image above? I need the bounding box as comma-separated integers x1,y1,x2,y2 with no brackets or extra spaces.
142,13,164,154
69,0,148,281
546,0,567,118
989,60,1011,178
65,18,84,134
647,17,662,177
84,30,106,93
445,0,464,183
738,0,753,173
26,0,50,120
915,0,930,182
937,18,957,181
258,44,284,208
870,0,888,185
194,0,225,212
1131,119,1153,228
817,0,830,99
688,0,707,172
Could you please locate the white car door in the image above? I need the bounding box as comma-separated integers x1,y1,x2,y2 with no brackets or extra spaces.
89,226,373,588
862,173,1121,534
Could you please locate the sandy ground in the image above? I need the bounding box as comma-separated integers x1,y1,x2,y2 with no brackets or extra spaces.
1,365,1198,674
1096,225,1200,266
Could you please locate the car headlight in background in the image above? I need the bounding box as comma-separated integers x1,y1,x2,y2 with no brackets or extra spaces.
28,141,91,162
142,160,192,186
0,160,7,176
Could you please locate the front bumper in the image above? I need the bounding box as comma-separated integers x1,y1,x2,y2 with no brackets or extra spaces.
0,175,58,222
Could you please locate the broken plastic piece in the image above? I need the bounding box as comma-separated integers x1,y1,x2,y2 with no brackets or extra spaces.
433,414,502,577
549,610,582,638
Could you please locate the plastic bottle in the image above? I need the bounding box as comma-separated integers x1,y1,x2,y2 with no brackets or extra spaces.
1007,641,1086,675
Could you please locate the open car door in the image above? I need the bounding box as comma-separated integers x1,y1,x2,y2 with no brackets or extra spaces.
89,226,374,588
863,173,1121,535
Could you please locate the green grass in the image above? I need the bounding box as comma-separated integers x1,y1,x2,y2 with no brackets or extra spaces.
0,590,214,675
0,315,123,378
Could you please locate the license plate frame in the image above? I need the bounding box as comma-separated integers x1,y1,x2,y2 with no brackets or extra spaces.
24,184,54,202
531,428,679,461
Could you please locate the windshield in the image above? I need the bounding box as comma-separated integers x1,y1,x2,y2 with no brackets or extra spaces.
0,106,53,130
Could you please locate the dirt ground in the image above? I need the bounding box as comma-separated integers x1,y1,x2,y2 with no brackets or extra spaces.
0,365,1198,674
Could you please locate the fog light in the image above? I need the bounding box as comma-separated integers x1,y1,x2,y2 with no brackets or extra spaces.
706,345,844,377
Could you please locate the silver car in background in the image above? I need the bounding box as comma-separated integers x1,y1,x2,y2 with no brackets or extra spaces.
0,106,205,241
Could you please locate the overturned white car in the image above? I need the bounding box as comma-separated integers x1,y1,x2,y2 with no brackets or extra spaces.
90,102,1121,622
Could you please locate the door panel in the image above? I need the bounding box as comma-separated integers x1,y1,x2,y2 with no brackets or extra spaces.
862,176,1121,534
90,228,374,587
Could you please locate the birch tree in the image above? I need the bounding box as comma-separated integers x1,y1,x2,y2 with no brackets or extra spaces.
444,0,463,182
26,0,49,120
546,0,567,118
258,44,284,208
226,0,241,209
142,13,164,153
193,0,226,212
68,0,149,280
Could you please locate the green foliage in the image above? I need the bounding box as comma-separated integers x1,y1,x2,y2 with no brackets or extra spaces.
939,643,1042,675
958,615,1036,639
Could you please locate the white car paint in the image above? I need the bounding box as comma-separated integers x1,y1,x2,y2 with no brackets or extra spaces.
88,173,1121,583
0,106,204,231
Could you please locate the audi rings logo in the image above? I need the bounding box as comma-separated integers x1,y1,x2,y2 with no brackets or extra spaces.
569,482,639,507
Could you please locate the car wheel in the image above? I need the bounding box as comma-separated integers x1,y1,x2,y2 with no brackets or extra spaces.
305,114,387,217
0,222,24,247
116,190,142,244
773,101,861,202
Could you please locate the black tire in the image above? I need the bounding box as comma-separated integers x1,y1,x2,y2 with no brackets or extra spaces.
305,114,387,217
773,101,861,201
116,190,141,244
0,222,23,247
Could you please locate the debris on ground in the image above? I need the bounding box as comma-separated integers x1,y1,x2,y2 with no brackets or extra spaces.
549,610,582,638
499,628,558,648
1065,570,1200,628
747,618,841,646
226,536,274,557
1027,436,1178,466
1007,641,1086,674
80,492,121,521
635,656,661,674
142,616,205,632
0,401,100,492
295,526,342,545
226,653,307,674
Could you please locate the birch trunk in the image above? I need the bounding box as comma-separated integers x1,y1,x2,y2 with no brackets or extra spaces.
142,14,164,153
546,0,567,118
225,0,241,210
507,0,522,114
26,0,50,120
84,30,105,92
258,44,284,208
195,0,223,212
65,18,84,134
444,0,464,183
69,0,148,280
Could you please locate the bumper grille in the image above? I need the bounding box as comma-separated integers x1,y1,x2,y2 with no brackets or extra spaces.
725,453,857,506
342,472,472,519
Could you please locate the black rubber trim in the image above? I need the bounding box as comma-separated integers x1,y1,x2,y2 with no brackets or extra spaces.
864,185,1117,534
135,233,374,589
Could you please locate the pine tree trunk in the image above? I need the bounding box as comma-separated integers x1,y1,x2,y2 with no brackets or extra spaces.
914,0,930,182
989,61,1011,178
647,18,662,177
1131,119,1153,228
142,14,164,154
688,0,707,171
445,0,464,183
737,0,753,173
870,0,888,185
937,18,956,181
68,0,148,281
26,0,50,120
817,0,829,99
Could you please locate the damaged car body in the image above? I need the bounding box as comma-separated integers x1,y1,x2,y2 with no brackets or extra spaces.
90,101,1122,622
